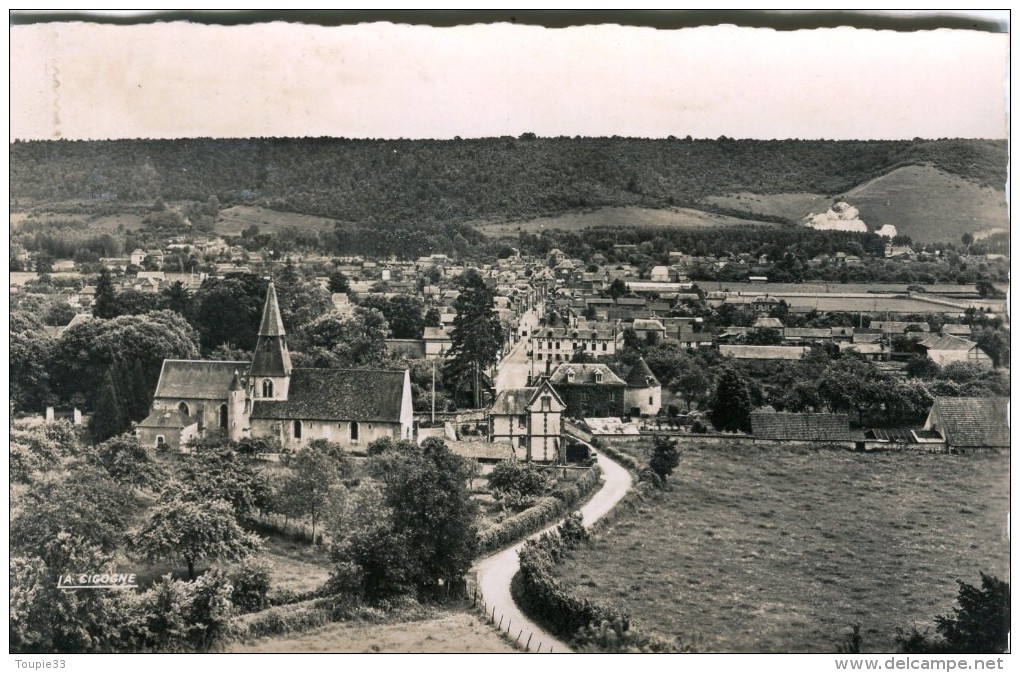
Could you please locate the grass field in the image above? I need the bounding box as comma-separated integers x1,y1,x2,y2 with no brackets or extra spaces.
215,205,339,236
228,606,516,653
551,444,1009,653
474,205,778,237
704,165,1008,243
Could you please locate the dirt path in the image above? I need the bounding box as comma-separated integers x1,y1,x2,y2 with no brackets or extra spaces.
472,449,634,653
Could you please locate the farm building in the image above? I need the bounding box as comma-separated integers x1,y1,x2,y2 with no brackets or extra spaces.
607,357,662,417
719,344,810,361
921,397,1010,452
917,334,992,368
751,410,855,448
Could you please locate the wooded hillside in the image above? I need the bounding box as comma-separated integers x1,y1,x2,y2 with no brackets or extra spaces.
10,137,1007,229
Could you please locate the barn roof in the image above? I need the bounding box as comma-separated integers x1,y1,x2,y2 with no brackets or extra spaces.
719,345,809,360
448,441,516,462
251,368,407,422
930,397,1010,448
154,360,250,400
751,411,853,441
919,334,977,351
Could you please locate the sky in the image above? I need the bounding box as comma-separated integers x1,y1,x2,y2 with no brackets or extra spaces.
9,20,1009,141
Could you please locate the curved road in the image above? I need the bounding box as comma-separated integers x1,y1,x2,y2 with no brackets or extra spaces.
473,449,634,653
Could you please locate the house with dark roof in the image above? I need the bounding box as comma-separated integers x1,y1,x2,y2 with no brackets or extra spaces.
137,281,413,452
547,363,628,418
921,397,1009,452
751,410,855,448
487,380,566,463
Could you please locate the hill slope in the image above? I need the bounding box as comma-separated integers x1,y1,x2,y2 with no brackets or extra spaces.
10,138,1006,235
843,164,1008,243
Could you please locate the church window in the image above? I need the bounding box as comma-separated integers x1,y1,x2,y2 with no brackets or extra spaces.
219,404,228,429
156,435,165,448
293,419,302,439
262,379,274,398
177,401,190,416
350,421,360,442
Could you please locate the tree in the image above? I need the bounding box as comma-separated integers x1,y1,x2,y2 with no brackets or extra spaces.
904,354,941,379
159,281,193,318
87,434,165,489
898,573,1009,654
298,307,390,367
359,294,426,339
93,267,118,319
35,252,54,273
91,368,128,443
444,270,504,408
44,302,76,327
191,275,268,352
174,448,272,526
276,442,349,542
331,438,478,599
649,435,680,482
133,497,262,580
51,309,200,408
607,278,627,300
745,327,783,345
487,460,553,509
11,468,130,561
709,368,753,432
975,327,1009,368
328,270,351,294
670,365,710,411
11,311,54,412
423,306,442,328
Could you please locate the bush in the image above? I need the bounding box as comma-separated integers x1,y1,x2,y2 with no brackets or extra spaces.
488,461,554,510
637,467,663,489
229,558,272,614
476,465,601,555
897,572,1010,654
649,436,680,482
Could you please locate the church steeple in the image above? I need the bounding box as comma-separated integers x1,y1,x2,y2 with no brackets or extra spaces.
249,281,292,390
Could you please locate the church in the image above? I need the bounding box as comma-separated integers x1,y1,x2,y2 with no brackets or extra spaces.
136,281,414,452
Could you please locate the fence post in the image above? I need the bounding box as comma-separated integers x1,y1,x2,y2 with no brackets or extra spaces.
473,588,477,606
506,618,511,633
498,615,503,630
492,606,496,622
526,634,532,650
517,630,523,644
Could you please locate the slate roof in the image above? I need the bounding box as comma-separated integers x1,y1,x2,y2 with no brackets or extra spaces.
929,397,1010,448
549,363,627,386
490,387,538,415
941,324,973,337
753,317,785,329
154,360,250,400
607,358,660,389
871,321,930,333
751,411,853,441
251,368,407,422
259,282,287,337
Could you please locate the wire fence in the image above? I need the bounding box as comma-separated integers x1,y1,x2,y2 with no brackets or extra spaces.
469,585,558,654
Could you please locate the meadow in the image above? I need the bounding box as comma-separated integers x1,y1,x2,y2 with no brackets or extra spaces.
473,205,776,237
551,443,1009,653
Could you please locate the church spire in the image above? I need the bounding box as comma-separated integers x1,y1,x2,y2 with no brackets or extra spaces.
259,280,287,337
249,280,292,379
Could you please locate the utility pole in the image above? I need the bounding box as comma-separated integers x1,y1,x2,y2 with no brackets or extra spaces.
431,359,436,425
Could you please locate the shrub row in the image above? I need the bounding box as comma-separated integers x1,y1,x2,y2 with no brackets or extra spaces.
591,440,642,474
476,465,602,556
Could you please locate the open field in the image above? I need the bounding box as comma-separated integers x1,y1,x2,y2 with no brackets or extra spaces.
704,166,1008,243
228,606,515,653
473,205,779,237
552,444,1009,653
215,205,339,236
